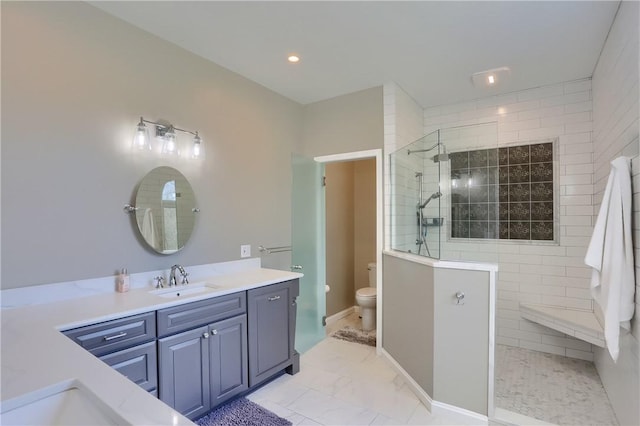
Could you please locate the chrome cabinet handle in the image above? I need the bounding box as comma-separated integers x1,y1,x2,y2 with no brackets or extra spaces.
455,291,465,305
268,295,281,301
211,329,218,335
290,265,303,270
103,332,127,341
202,332,210,339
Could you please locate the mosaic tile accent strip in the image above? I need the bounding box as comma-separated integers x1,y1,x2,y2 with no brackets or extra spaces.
450,142,554,240
495,345,618,425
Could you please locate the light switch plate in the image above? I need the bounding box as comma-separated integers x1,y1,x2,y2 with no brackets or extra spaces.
240,244,251,258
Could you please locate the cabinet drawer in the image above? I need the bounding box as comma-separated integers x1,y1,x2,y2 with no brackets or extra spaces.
157,292,246,337
64,312,156,356
99,341,158,393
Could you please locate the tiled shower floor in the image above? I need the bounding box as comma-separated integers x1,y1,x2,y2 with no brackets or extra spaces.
495,344,618,425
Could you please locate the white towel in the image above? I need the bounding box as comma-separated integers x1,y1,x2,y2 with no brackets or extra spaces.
584,156,635,362
142,208,158,248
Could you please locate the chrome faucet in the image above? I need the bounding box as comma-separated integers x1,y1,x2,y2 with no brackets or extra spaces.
169,265,189,287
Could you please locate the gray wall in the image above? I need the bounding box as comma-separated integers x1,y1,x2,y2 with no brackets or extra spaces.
299,87,384,157
433,268,489,416
383,254,491,415
383,254,434,395
1,2,302,288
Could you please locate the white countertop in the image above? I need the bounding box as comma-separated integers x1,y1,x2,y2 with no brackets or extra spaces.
383,250,498,272
0,267,302,425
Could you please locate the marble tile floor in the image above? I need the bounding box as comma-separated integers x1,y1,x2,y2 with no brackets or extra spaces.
247,312,479,425
495,344,618,426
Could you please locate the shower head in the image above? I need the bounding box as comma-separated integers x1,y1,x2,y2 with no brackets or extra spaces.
419,191,442,209
432,153,450,163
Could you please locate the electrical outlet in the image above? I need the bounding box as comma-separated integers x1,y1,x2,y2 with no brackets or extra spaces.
240,244,251,258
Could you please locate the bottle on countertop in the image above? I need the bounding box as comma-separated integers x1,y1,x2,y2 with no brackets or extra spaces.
116,268,130,293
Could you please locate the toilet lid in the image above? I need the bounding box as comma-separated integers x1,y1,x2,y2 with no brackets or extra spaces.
357,287,376,297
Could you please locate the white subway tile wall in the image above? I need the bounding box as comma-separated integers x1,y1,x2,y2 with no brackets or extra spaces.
383,83,426,254
591,2,639,424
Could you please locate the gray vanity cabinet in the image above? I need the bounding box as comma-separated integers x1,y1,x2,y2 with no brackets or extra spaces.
63,280,298,421
157,298,249,420
208,315,248,406
247,279,299,387
158,325,211,420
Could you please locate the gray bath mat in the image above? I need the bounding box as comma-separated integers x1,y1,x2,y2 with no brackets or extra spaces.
195,397,292,426
331,326,376,347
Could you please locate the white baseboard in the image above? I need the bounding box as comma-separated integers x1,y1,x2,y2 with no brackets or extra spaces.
431,400,488,425
380,348,488,425
325,306,356,326
379,348,433,411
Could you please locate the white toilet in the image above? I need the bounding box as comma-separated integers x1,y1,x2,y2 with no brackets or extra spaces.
356,262,377,331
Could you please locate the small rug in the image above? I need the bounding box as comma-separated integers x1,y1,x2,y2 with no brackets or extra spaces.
331,325,376,347
195,398,292,426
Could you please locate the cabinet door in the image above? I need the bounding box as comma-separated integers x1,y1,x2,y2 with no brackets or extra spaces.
248,281,293,387
208,315,248,407
99,341,157,393
158,326,210,419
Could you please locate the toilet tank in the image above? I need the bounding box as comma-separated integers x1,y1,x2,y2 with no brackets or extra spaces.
367,263,377,287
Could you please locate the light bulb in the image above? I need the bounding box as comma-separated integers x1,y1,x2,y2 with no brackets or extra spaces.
132,118,151,151
192,133,203,159
161,126,178,155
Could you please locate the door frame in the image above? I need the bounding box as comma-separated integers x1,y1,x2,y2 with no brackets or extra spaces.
314,149,383,352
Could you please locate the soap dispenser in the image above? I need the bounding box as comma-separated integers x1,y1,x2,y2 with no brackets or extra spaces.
116,268,130,293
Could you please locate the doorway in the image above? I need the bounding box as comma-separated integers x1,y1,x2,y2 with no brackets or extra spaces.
314,149,383,351
324,159,375,324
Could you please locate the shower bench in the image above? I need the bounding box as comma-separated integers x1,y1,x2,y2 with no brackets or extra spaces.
520,303,605,348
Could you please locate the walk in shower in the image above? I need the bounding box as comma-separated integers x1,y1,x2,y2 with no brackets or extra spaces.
388,122,617,425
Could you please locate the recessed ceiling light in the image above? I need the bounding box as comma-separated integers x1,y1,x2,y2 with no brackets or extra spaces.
288,55,300,63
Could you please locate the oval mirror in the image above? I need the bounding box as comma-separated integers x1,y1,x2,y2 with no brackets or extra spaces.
134,166,197,254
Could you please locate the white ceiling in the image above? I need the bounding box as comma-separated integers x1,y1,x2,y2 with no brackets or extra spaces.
90,1,620,108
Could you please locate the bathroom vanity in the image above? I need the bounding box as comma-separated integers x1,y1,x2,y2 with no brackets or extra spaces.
0,267,301,425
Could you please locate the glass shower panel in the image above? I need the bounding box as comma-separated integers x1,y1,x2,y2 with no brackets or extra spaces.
389,122,499,262
389,129,443,258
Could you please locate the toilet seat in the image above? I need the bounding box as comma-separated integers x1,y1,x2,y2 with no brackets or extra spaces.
356,287,376,298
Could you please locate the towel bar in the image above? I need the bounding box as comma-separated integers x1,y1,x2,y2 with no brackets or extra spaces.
259,245,292,254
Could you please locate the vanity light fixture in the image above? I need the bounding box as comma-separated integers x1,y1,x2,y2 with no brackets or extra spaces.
287,55,300,63
133,117,204,159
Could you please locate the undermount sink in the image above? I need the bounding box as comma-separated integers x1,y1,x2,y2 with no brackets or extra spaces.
0,380,130,425
149,281,222,298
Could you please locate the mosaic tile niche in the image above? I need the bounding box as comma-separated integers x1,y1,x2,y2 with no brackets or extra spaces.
450,142,554,241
